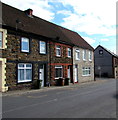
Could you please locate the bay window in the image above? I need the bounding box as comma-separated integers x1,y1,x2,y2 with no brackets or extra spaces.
18,63,32,83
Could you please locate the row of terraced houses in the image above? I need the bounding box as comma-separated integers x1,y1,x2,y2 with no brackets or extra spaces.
0,2,95,92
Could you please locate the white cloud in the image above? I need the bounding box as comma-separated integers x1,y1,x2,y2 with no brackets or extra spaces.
100,39,109,41
1,0,54,21
57,10,72,16
83,37,95,45
58,0,117,36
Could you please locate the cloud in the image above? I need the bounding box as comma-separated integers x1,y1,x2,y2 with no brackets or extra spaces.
57,0,117,36
1,0,54,21
57,10,72,16
83,37,95,45
100,39,109,41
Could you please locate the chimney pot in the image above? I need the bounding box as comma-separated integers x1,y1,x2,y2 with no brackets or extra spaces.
24,9,33,18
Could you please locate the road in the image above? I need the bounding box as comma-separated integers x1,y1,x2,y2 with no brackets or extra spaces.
1,79,117,118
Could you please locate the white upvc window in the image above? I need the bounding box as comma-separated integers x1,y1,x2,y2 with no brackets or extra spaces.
55,65,63,79
83,50,87,60
39,41,46,54
18,63,32,83
21,37,29,52
56,45,61,57
67,48,71,58
82,67,91,76
0,32,3,48
75,49,80,60
89,51,92,61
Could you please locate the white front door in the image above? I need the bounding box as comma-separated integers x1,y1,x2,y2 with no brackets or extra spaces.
39,65,44,87
74,65,78,82
68,66,71,82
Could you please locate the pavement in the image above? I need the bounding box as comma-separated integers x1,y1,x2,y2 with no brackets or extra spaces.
1,77,112,97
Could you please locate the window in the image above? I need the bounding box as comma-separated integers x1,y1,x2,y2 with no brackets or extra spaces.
75,49,80,60
21,37,29,52
83,50,87,60
56,45,61,57
82,67,91,76
89,51,92,61
18,63,32,83
67,48,71,58
0,32,2,48
55,65,63,78
39,41,46,54
99,50,103,55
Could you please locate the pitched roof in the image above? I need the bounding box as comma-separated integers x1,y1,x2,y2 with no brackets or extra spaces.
1,2,94,50
95,45,118,58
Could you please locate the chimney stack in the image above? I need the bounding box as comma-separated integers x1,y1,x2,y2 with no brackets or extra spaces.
24,9,33,18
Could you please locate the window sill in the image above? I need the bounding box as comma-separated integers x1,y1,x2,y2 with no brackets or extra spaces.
18,80,32,83
82,75,91,77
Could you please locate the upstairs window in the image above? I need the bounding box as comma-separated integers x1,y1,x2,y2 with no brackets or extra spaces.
0,32,3,48
75,49,80,60
99,50,103,55
21,37,29,52
18,63,32,83
83,50,87,60
39,41,46,54
89,51,92,61
67,48,71,58
56,45,61,57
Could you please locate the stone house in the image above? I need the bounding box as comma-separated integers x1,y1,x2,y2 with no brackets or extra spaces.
0,2,94,92
94,45,118,78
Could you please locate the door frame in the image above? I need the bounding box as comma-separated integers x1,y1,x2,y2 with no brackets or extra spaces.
38,62,47,87
74,64,78,83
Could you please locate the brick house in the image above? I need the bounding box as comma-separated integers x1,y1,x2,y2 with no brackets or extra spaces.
94,45,118,78
0,2,94,92
58,28,94,83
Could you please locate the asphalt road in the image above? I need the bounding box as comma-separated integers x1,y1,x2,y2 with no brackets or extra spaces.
1,79,117,119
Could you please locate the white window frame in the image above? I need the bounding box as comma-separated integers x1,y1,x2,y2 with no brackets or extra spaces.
82,67,91,76
39,41,46,54
18,63,32,83
21,37,29,52
55,65,63,79
0,31,3,48
75,49,80,60
89,51,92,61
83,50,87,61
56,45,61,57
67,48,71,58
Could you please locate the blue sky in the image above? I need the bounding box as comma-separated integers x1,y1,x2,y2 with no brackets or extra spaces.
2,0,117,54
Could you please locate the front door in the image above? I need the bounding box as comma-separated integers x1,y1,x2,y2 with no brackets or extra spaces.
67,66,71,82
39,64,45,87
74,65,78,83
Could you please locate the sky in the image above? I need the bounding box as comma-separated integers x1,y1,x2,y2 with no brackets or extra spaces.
1,0,117,54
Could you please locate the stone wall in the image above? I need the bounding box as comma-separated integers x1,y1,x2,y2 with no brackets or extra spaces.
3,31,50,90
73,46,94,83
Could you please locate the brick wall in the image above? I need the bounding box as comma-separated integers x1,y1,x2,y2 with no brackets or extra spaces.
49,42,73,85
